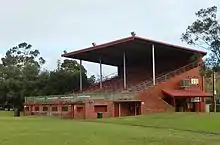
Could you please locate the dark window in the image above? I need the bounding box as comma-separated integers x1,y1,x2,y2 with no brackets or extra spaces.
62,106,68,112
77,106,83,112
52,106,58,112
35,106,39,111
43,106,48,111
94,105,107,113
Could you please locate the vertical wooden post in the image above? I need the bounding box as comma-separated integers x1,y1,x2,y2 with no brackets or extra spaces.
134,103,136,116
118,103,121,117
173,97,176,111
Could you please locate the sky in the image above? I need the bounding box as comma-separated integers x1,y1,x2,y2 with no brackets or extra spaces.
0,0,219,77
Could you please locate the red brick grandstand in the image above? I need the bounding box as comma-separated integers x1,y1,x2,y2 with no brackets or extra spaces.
24,34,212,119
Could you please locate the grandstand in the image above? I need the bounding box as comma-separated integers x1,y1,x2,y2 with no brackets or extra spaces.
24,34,212,119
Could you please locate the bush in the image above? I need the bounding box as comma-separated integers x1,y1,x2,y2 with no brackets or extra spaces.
209,104,220,112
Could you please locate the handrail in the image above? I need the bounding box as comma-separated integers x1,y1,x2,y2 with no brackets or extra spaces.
155,61,199,83
128,61,199,93
25,91,133,103
95,72,118,83
80,61,199,94
88,72,118,88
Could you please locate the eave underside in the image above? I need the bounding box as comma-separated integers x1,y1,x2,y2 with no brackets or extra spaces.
63,38,205,66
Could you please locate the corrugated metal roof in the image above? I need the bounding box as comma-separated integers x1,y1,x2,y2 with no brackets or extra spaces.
62,35,207,58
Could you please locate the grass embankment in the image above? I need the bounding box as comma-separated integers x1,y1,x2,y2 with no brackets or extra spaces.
0,111,220,145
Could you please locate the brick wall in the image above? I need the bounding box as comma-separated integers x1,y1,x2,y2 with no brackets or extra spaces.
137,66,203,114
84,99,114,119
74,104,85,119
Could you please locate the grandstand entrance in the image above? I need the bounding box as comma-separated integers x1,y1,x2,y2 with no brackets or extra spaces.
162,89,212,112
114,100,141,117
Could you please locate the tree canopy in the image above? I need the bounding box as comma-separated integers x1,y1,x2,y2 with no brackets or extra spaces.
181,6,220,98
181,6,220,70
0,43,94,109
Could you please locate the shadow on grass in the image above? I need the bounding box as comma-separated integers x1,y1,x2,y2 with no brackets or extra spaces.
89,120,220,136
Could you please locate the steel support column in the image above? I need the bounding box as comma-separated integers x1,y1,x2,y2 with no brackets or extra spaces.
79,60,83,91
123,52,127,89
99,58,103,89
152,44,156,85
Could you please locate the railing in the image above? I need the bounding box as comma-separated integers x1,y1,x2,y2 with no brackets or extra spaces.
84,61,200,94
25,92,134,104
84,72,118,92
94,72,118,83
127,61,199,93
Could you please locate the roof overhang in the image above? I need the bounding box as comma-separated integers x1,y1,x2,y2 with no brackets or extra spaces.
62,36,207,66
162,89,212,97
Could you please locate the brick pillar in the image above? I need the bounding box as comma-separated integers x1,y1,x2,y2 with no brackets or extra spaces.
141,102,144,115
58,104,62,118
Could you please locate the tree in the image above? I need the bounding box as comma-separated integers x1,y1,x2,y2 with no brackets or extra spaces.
181,6,220,111
181,6,220,69
61,59,86,73
0,42,45,109
55,59,88,93
88,75,96,84
0,44,94,109
35,59,91,95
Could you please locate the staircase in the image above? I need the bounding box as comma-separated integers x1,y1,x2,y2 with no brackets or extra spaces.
125,61,200,113
127,61,200,94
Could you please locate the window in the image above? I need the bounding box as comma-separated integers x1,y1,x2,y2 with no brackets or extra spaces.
191,78,199,85
94,105,107,113
52,106,58,112
76,106,83,112
62,106,68,112
35,106,39,111
43,106,48,111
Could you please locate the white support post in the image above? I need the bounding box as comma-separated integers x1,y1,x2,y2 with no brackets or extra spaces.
152,44,156,85
123,52,127,89
79,60,83,92
99,58,103,89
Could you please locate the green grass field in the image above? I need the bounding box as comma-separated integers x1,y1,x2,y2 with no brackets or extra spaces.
1,112,220,145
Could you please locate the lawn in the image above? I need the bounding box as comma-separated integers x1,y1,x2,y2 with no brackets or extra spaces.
94,112,220,134
0,111,220,145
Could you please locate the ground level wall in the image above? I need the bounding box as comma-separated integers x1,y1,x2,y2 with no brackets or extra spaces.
24,99,142,119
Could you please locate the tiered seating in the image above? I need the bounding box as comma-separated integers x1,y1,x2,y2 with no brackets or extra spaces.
83,72,151,93
82,62,199,102
83,76,122,93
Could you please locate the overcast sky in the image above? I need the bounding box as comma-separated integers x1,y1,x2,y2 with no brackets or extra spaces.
0,0,219,77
